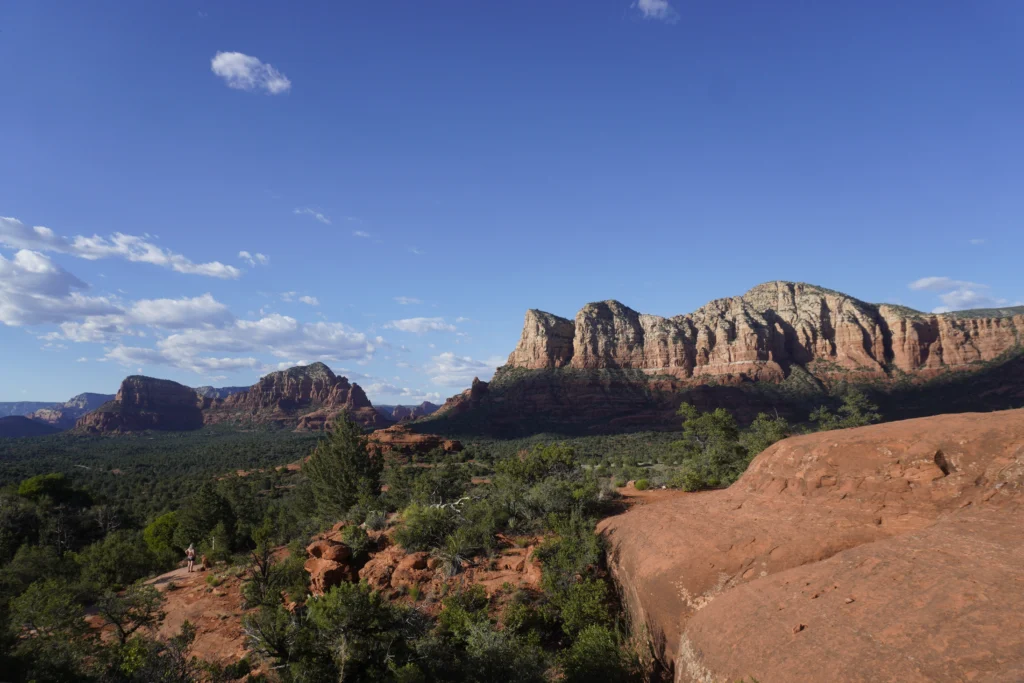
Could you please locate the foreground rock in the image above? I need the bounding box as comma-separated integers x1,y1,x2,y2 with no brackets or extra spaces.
599,409,1024,682
423,281,1024,436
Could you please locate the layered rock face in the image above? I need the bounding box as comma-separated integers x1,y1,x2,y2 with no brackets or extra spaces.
599,409,1024,681
27,393,114,430
508,281,1024,382
76,377,204,433
205,362,388,430
375,401,441,422
193,385,248,400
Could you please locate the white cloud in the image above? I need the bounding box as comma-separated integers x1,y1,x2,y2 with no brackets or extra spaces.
299,295,319,306
293,208,331,225
394,296,422,305
634,0,678,23
425,352,504,387
385,317,456,334
364,381,443,403
0,249,120,326
128,293,235,329
908,276,984,292
211,51,291,94
908,276,1015,313
239,250,269,267
0,216,241,279
455,316,470,323
76,357,88,362
353,231,370,238
408,247,423,255
969,239,987,245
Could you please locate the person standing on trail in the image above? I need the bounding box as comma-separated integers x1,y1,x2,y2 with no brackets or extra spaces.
186,544,196,573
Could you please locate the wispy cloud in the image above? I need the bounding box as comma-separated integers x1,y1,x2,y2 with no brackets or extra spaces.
394,296,422,305
0,216,241,279
408,247,423,255
293,208,331,225
634,0,678,23
353,230,370,238
299,296,319,306
969,239,987,246
211,51,291,94
385,317,456,334
238,250,269,267
425,352,505,387
908,276,1015,313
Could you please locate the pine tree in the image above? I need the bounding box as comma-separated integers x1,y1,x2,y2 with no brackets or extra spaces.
303,413,382,521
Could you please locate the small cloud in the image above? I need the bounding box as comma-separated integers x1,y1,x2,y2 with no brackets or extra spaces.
280,292,296,303
293,208,331,225
385,317,456,334
238,250,269,267
211,51,291,94
908,277,983,292
634,0,678,23
76,357,88,362
408,247,423,255
455,316,470,323
353,230,370,238
394,297,422,305
299,296,319,306
969,239,987,246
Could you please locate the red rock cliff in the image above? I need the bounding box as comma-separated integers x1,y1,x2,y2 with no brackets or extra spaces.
506,281,1024,383
75,377,204,433
205,362,387,429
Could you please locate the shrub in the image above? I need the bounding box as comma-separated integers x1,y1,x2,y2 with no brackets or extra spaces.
393,503,459,551
613,478,627,488
205,574,222,587
364,509,388,531
303,413,382,521
811,388,882,431
341,524,372,562
408,584,421,601
559,624,637,683
633,479,649,491
559,578,611,638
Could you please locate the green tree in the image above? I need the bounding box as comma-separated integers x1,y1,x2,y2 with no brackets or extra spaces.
143,511,180,568
78,529,157,592
97,583,165,645
810,388,882,431
672,404,749,490
740,411,793,457
8,578,94,681
303,414,382,521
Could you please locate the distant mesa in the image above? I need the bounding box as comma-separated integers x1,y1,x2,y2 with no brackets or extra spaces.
26,393,115,430
76,377,205,434
193,385,249,400
74,362,390,435
0,415,62,438
420,281,1024,436
365,423,462,458
374,401,441,423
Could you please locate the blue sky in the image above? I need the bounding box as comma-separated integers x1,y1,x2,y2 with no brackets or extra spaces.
1,0,1022,402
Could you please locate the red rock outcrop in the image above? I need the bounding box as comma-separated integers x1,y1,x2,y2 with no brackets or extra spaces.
366,424,463,457
203,362,389,430
75,377,204,434
27,392,114,430
304,539,357,595
509,282,1024,382
598,409,1024,681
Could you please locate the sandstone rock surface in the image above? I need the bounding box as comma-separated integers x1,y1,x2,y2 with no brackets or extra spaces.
26,392,114,430
510,282,1024,381
598,409,1024,682
366,424,463,457
75,377,204,433
206,362,388,430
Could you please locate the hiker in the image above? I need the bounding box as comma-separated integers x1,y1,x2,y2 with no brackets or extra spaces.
186,543,196,573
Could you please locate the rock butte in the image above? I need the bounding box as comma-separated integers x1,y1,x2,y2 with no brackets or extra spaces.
425,281,1024,434
598,408,1024,682
507,281,1024,381
76,362,389,434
